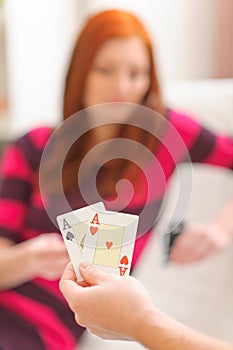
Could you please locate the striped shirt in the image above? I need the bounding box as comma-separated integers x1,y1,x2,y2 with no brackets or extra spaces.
0,109,232,349
0,128,84,350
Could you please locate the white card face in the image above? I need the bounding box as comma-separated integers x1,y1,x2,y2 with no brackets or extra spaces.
56,202,105,281
83,209,139,278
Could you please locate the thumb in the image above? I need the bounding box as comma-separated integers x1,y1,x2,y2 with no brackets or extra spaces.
79,261,106,286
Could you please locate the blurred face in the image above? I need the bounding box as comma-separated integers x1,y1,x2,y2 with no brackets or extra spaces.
83,36,151,107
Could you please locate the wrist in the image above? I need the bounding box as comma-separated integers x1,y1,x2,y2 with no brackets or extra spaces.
22,239,39,279
0,240,38,289
211,222,233,241
212,203,233,241
132,306,163,348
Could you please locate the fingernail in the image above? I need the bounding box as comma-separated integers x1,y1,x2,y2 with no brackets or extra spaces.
80,261,91,269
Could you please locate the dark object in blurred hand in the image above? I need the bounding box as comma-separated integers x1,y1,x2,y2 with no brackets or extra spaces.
163,220,185,263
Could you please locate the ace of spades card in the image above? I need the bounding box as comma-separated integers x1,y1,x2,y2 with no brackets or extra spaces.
56,202,105,281
82,209,139,279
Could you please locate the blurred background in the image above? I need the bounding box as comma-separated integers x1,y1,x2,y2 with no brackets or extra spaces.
0,2,232,349
0,0,232,138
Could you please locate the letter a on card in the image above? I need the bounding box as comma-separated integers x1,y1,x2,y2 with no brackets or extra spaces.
63,218,71,230
90,213,100,225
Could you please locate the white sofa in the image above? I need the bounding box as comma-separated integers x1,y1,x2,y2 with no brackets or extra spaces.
79,79,233,349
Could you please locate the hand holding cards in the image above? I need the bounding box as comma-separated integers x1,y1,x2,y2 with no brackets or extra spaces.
57,202,139,281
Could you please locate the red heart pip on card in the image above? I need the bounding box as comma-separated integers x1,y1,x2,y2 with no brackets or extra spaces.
106,241,113,249
120,255,128,265
90,226,98,235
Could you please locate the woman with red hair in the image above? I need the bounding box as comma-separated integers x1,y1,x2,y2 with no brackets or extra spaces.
63,9,164,118
0,9,232,350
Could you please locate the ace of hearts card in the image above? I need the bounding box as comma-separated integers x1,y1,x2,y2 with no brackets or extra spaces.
82,208,139,280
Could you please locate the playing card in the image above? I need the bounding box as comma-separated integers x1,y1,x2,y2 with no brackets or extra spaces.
82,208,139,278
56,202,105,281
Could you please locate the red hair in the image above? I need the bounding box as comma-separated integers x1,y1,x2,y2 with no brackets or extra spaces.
63,9,164,119
40,9,167,198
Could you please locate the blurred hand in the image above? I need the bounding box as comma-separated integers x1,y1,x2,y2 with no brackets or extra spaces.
59,262,155,341
28,233,70,280
169,223,233,264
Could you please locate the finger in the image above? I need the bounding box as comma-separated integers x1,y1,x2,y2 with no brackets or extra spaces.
59,262,79,296
78,280,91,287
61,262,76,281
79,261,107,286
170,245,204,263
170,242,214,264
189,244,217,262
169,231,202,263
74,313,86,328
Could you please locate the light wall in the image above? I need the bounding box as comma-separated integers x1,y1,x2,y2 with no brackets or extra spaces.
4,0,219,135
82,0,218,82
5,0,81,134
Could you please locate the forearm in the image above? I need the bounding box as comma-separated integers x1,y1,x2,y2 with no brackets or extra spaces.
0,240,35,290
135,309,233,350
